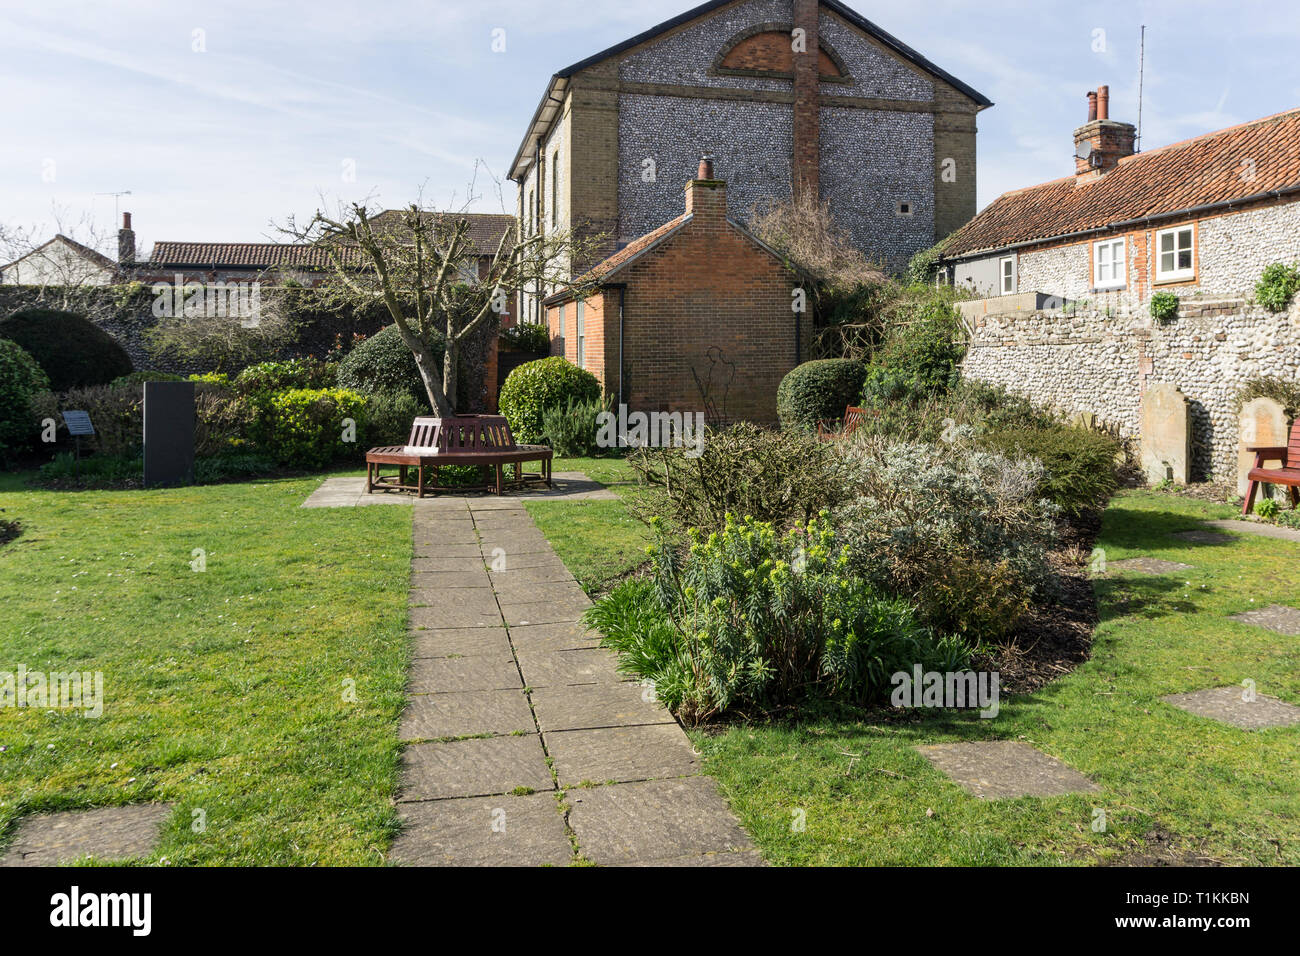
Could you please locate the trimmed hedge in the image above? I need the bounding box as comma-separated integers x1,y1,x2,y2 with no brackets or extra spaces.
265,388,368,468
0,308,132,390
0,338,50,460
500,323,550,353
498,357,601,444
776,359,867,432
234,357,334,395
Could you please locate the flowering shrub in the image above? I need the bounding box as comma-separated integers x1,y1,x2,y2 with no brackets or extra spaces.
586,514,968,724
265,388,367,467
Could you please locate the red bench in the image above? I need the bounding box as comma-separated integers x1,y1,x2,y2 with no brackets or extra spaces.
817,406,871,441
366,415,552,498
1242,419,1300,515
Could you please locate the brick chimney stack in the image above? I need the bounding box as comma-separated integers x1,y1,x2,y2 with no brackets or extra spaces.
118,212,135,266
791,0,820,201
1074,85,1136,177
685,154,726,224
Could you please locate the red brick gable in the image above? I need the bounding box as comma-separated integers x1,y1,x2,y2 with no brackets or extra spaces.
945,107,1300,258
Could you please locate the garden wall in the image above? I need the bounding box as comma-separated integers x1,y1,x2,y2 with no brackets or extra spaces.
962,298,1300,482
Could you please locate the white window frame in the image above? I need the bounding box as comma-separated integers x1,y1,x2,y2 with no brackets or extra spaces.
1155,225,1195,282
1092,237,1126,290
999,256,1015,295
575,299,585,370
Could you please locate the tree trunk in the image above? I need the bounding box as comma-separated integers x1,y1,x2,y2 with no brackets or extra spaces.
403,332,454,418
443,344,458,417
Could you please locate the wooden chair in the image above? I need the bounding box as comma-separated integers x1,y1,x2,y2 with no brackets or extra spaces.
366,415,552,498
817,406,870,441
1242,419,1300,515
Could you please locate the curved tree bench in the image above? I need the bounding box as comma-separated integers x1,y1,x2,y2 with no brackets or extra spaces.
1243,419,1300,516
366,415,552,497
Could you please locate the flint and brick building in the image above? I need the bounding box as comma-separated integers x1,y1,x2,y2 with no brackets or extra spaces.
511,0,991,323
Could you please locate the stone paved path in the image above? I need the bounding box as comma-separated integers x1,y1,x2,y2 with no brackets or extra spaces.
0,804,173,866
389,496,759,867
302,472,617,509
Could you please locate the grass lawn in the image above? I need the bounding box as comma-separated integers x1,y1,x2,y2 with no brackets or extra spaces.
543,486,1300,866
0,469,411,865
525,456,651,595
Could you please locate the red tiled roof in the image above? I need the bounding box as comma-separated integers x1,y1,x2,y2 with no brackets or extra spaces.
543,214,690,303
944,108,1300,258
368,211,516,256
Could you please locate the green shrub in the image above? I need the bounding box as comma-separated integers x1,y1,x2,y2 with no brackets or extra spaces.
1150,292,1180,322
498,356,600,444
586,514,967,723
1255,497,1282,519
0,338,50,460
336,324,441,401
540,397,608,456
833,435,1059,642
1255,262,1300,313
195,390,258,457
627,423,845,540
981,425,1120,516
264,388,368,468
29,385,144,459
234,357,334,396
364,389,428,447
500,323,551,353
776,359,867,432
38,452,142,486
189,372,231,387
194,453,279,483
110,371,186,387
864,298,965,394
0,308,132,390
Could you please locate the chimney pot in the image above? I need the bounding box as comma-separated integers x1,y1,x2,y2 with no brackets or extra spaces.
1097,85,1110,121
122,211,132,230
118,212,136,267
1087,91,1098,123
698,154,714,180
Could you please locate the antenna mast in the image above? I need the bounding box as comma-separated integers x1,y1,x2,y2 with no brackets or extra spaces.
1136,25,1146,153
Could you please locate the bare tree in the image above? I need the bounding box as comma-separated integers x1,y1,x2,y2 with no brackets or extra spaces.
280,200,602,417
0,205,120,308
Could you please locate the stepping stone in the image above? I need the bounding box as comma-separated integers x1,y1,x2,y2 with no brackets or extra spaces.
391,793,571,867
1,804,173,866
1172,529,1234,545
567,777,754,866
1208,519,1300,543
408,656,521,694
499,597,590,628
917,741,1100,800
400,689,534,741
548,724,699,786
399,735,554,801
411,627,513,660
1108,557,1194,575
1229,604,1300,636
532,681,674,733
517,649,629,688
509,621,600,654
1162,686,1300,729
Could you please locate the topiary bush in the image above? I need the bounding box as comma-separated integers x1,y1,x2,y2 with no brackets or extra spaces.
336,324,440,401
0,338,50,460
264,388,368,468
0,308,132,390
776,359,867,432
498,356,600,444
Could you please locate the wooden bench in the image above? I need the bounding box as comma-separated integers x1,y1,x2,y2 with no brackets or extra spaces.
817,406,870,441
366,415,552,498
1242,419,1300,515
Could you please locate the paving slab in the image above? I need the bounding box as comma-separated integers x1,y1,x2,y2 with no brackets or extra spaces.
476,536,554,556
532,681,675,733
548,724,700,785
488,557,574,578
500,597,591,627
408,587,500,615
1229,603,1300,636
917,741,1100,800
1162,686,1300,729
399,735,554,801
567,777,754,866
413,543,485,559
409,602,502,630
408,656,521,694
493,581,591,606
399,689,534,741
615,850,766,867
508,621,600,654
1172,529,1236,545
412,556,489,574
1207,519,1300,543
391,794,572,867
411,627,513,660
1108,557,1194,575
410,570,492,589
518,648,630,688
467,499,531,512
1,804,173,866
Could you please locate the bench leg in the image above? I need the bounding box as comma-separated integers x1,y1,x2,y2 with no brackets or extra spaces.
366,462,373,494
1243,479,1261,516
1290,485,1300,509
418,466,425,499
496,463,504,496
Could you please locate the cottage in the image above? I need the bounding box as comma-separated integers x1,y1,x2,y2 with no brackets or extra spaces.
941,90,1300,312
542,158,808,424
0,233,117,287
512,0,991,322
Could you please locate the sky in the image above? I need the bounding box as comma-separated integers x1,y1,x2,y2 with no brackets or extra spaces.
2,0,1298,259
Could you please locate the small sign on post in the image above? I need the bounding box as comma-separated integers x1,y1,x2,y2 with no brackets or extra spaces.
61,410,95,476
